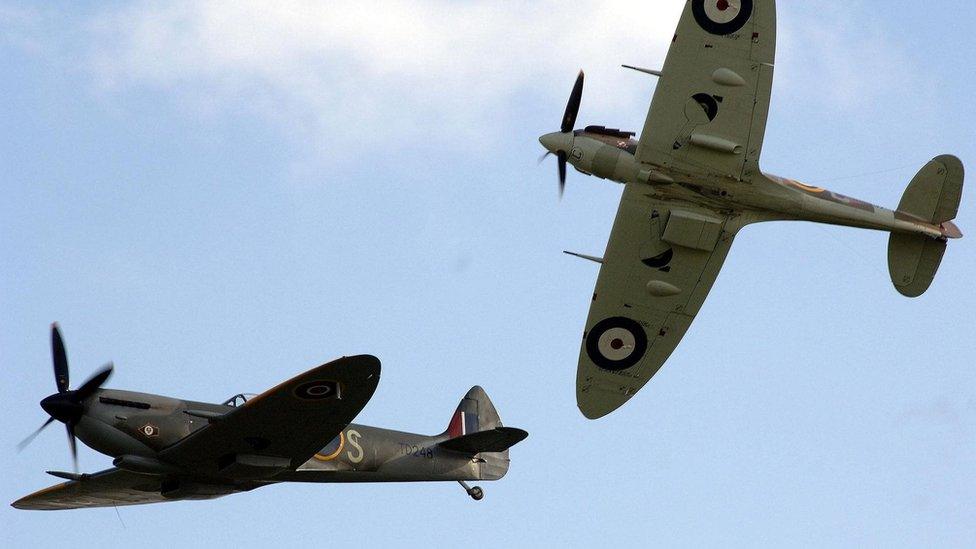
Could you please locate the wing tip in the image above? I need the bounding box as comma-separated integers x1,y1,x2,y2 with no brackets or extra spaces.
11,497,37,511
577,367,635,419
323,354,381,379
505,427,530,444
340,353,380,367
577,393,629,420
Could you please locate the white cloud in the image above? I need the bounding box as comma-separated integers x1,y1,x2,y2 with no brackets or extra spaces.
5,2,931,160
81,1,682,154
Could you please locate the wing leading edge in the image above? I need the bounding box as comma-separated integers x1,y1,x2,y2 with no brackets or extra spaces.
577,184,753,418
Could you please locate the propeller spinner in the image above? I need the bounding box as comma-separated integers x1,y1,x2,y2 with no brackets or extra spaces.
18,324,113,472
539,71,584,197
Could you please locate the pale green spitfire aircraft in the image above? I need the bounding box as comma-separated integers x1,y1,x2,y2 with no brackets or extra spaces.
13,325,527,509
539,0,964,419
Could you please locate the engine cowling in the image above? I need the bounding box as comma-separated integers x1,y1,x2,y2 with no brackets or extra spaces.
571,136,639,183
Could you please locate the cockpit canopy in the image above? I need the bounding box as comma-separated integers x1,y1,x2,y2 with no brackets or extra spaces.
222,393,258,408
576,125,639,155
579,125,636,139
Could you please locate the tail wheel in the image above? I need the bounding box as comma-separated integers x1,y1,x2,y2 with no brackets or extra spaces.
458,480,485,501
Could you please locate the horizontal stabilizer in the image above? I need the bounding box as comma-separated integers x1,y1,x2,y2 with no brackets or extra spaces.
888,155,964,297
888,234,946,298
897,154,964,224
438,427,528,455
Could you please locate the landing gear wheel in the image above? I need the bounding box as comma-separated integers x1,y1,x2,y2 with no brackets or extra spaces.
458,480,485,501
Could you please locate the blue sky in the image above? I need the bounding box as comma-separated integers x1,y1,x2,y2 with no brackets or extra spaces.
2,1,974,546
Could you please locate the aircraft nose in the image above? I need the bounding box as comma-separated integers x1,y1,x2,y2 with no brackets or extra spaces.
40,393,82,423
539,132,572,154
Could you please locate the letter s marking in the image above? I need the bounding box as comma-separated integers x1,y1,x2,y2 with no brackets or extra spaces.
346,429,364,464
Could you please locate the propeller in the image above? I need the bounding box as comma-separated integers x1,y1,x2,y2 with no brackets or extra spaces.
561,70,584,134
18,323,113,472
539,71,584,197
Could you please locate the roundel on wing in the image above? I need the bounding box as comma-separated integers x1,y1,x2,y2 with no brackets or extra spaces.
585,317,649,371
294,380,340,400
692,0,754,35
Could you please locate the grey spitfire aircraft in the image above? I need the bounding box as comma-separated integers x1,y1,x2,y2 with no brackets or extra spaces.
539,0,965,419
13,325,528,510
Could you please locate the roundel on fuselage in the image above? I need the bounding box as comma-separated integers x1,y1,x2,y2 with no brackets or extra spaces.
692,0,754,36
314,431,346,461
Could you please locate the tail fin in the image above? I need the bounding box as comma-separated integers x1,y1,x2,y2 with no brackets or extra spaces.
888,155,964,297
443,386,503,437
439,386,527,480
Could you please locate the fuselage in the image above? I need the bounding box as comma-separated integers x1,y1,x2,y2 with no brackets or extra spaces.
540,129,958,241
72,388,509,484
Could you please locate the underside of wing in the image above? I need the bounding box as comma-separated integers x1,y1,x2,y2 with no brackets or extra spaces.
160,355,380,477
11,468,242,510
577,184,751,418
636,0,776,181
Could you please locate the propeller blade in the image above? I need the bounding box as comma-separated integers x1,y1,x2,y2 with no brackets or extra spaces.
538,152,552,165
558,151,568,198
74,363,113,400
560,71,584,133
51,323,69,393
17,417,56,451
66,424,78,473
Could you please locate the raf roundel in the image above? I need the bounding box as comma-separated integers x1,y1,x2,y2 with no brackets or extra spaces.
585,317,649,371
692,0,754,36
294,380,340,401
